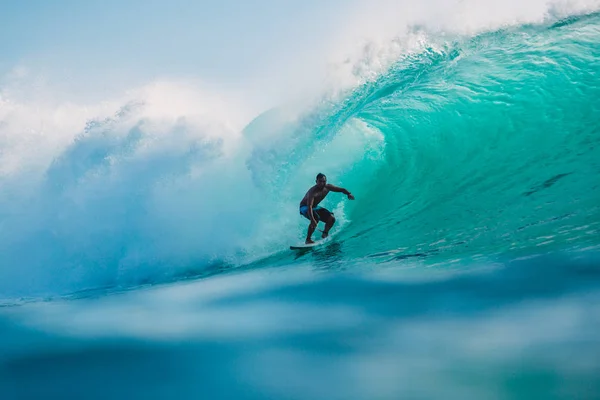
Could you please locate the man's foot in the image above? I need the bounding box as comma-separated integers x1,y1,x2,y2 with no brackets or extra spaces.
321,232,329,239
305,239,315,245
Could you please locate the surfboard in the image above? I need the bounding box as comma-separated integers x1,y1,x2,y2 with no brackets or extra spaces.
289,236,332,250
290,241,323,250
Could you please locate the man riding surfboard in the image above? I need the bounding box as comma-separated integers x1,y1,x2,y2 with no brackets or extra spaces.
299,173,354,244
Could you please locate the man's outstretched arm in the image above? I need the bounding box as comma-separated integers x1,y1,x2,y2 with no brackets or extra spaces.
326,184,355,200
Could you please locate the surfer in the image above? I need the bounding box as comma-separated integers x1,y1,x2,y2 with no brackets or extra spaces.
299,173,354,244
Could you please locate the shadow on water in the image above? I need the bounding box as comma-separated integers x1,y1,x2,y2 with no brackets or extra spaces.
291,241,346,270
204,251,600,320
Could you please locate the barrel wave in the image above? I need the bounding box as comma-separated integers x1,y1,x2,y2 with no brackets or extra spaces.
1,14,600,298
1,8,600,400
248,14,600,267
342,16,600,259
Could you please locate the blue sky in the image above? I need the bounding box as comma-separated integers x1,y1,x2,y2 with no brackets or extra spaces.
1,0,354,99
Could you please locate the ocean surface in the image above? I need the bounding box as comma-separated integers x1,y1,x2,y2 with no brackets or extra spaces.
1,8,600,400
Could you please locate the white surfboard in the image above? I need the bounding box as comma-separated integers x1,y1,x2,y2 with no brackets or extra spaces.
290,241,324,250
289,234,333,250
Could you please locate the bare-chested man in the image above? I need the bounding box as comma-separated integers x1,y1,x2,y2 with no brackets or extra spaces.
299,173,355,244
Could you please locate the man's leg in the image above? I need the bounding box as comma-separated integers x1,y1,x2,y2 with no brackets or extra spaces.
300,206,319,244
306,221,317,244
321,211,336,239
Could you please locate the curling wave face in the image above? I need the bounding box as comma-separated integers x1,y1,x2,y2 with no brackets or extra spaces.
0,13,599,299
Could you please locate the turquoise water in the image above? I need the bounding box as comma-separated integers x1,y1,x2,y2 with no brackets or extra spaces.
1,12,600,400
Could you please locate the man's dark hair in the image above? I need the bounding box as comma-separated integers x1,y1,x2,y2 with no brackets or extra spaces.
316,173,326,181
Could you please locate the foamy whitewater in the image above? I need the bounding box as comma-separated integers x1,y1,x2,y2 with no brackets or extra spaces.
1,1,600,399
